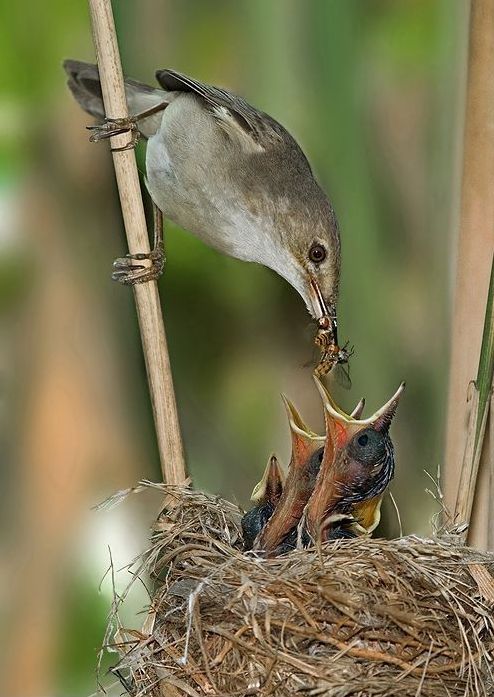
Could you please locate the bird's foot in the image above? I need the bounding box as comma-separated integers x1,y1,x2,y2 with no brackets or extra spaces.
112,243,165,285
87,117,140,151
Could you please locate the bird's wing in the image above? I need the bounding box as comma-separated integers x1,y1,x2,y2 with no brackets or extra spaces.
64,60,168,138
155,68,283,150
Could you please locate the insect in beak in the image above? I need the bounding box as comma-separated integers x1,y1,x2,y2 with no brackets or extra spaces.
309,277,353,378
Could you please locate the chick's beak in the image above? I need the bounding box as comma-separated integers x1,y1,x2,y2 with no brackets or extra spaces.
281,394,323,467
354,496,384,534
253,397,323,553
305,377,405,540
251,454,285,506
315,377,405,436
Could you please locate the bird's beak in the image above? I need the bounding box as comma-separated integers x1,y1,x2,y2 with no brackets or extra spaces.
314,376,405,444
251,454,285,505
309,276,338,336
353,495,383,534
305,377,405,540
281,394,323,468
253,396,323,553
309,276,329,318
350,397,366,419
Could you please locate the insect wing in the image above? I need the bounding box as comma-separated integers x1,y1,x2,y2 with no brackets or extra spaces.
331,360,352,390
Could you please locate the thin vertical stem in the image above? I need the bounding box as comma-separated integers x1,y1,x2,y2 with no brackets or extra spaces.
87,0,186,484
453,254,494,535
444,0,494,548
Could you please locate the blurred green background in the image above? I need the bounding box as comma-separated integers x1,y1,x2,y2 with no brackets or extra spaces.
0,0,466,695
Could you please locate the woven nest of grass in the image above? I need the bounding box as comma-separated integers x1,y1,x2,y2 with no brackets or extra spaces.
105,483,494,697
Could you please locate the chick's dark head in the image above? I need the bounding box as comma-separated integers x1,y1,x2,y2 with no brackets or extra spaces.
306,377,405,540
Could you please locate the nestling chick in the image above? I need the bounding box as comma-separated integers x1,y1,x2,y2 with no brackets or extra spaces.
241,380,403,556
250,395,365,555
241,455,284,551
306,377,404,542
253,397,324,554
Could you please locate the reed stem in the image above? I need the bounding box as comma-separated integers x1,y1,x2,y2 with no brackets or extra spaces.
453,256,494,537
444,0,494,548
87,0,187,485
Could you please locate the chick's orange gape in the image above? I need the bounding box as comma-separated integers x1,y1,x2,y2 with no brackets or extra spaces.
242,377,404,557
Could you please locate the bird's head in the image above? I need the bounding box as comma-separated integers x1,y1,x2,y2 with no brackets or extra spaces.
290,232,340,327
258,194,341,337
306,377,405,540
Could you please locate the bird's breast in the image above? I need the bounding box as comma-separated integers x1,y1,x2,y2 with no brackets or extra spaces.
146,131,288,263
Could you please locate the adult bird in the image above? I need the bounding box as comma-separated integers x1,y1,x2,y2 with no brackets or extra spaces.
64,60,342,344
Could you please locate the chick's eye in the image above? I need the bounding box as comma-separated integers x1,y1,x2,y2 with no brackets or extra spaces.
309,243,327,263
349,428,386,465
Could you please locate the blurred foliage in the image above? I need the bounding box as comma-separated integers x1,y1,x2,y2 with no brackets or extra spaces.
0,1,465,695
57,577,112,695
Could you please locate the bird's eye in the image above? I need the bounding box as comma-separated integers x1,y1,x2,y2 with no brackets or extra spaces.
348,428,386,466
309,243,327,264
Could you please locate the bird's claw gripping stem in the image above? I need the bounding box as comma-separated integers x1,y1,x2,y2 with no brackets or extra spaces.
87,117,140,151
112,205,165,285
112,243,165,285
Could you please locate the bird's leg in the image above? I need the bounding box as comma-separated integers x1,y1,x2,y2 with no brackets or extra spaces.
87,101,168,151
112,204,165,285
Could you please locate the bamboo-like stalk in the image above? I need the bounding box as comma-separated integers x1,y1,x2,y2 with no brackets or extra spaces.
488,394,494,549
87,0,186,485
444,0,494,549
453,256,494,536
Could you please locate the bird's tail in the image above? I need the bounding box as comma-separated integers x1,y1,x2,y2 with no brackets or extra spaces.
63,59,168,139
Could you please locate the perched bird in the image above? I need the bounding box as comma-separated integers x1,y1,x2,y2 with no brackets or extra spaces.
306,377,404,542
241,454,284,551
64,60,343,359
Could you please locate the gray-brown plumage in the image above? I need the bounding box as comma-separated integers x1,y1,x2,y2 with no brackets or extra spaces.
64,60,341,328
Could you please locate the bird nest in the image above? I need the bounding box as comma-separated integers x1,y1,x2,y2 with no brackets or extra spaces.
103,483,494,697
